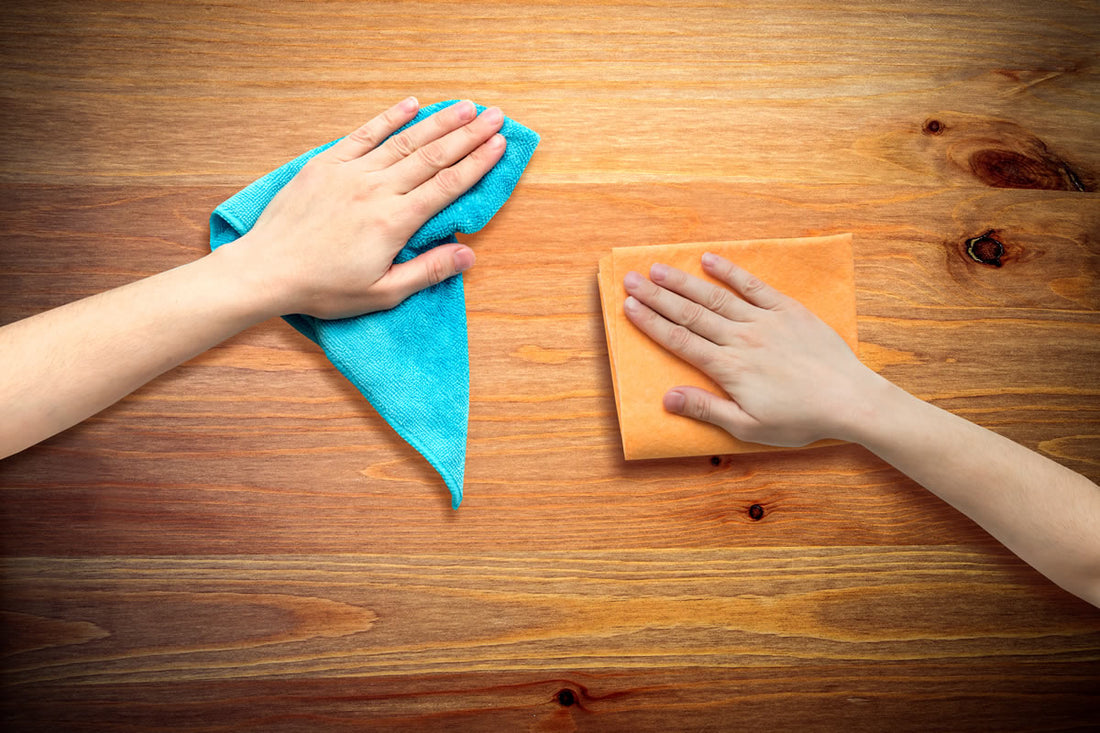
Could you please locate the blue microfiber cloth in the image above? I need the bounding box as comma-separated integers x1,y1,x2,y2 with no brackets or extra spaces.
210,100,539,508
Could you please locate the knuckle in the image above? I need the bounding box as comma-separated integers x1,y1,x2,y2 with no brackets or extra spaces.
388,132,417,158
687,393,711,422
432,166,464,197
742,275,766,295
348,123,378,148
416,140,448,169
379,108,401,129
705,286,731,312
462,122,490,149
408,196,436,221
735,326,764,349
399,192,433,221
465,138,489,163
425,255,451,287
679,301,707,329
365,207,403,238
693,348,716,369
666,324,693,353
350,179,383,204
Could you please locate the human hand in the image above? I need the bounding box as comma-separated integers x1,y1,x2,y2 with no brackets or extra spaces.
622,253,884,447
229,97,506,319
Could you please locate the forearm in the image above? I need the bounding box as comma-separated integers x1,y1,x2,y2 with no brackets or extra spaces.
846,376,1100,606
1,100,505,458
0,242,277,457
621,255,1100,605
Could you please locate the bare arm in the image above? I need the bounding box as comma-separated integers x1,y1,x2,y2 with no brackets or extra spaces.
1,98,506,457
622,254,1100,607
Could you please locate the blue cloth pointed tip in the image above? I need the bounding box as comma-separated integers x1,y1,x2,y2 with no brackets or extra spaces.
210,100,540,509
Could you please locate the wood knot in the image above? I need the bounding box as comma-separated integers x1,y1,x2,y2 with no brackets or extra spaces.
556,688,577,707
965,231,1005,267
969,148,1085,191
922,118,945,135
710,455,722,466
748,504,765,521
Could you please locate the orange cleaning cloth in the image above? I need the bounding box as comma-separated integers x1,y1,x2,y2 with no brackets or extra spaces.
597,234,858,460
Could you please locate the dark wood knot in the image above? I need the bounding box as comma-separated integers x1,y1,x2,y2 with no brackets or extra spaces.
748,504,765,521
710,455,722,466
965,231,1005,267
922,118,944,135
557,688,577,707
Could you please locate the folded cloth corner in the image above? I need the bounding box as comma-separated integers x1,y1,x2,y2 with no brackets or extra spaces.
210,100,540,509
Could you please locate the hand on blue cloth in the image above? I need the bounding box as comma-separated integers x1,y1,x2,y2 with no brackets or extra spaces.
222,98,506,318
211,98,540,508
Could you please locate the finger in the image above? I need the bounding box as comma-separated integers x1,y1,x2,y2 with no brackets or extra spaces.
649,262,758,321
386,106,504,193
370,244,476,310
623,294,719,371
622,269,732,343
322,97,420,163
359,99,478,171
402,133,507,221
664,386,757,439
702,252,789,310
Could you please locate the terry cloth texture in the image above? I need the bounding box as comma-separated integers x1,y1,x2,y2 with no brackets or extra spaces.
210,100,540,508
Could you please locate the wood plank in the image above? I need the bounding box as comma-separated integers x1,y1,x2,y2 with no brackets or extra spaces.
3,552,1098,687
5,663,1100,733
0,1,1097,186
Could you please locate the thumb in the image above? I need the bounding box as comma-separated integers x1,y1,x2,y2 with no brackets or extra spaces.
663,386,752,437
375,244,475,306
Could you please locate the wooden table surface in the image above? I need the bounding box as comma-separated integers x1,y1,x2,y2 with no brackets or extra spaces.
2,1,1099,730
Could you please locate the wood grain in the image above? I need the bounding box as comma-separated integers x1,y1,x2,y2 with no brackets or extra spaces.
4,553,1099,728
1,1,1098,187
4,551,1099,687
7,664,1100,732
2,0,1099,730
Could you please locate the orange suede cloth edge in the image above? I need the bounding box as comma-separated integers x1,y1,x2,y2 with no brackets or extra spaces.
597,234,858,460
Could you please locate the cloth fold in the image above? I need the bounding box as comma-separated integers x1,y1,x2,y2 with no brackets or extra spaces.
210,100,539,508
597,234,859,460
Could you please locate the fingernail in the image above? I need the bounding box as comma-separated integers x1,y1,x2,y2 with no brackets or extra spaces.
488,133,506,151
400,96,418,112
701,252,717,267
665,390,686,413
650,263,669,282
482,106,503,124
457,100,476,120
453,247,476,273
624,295,639,312
623,271,643,289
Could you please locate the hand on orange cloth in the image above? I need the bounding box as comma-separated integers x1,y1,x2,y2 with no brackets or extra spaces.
598,235,860,459
622,251,877,448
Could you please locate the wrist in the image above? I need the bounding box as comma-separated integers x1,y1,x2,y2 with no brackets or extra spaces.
205,233,290,323
831,368,907,446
